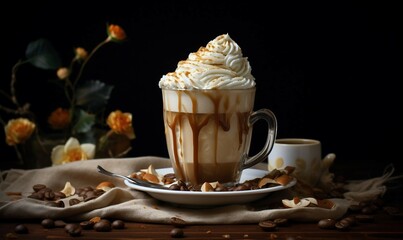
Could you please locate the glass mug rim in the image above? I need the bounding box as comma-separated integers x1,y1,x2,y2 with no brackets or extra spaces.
160,87,256,93
274,138,320,146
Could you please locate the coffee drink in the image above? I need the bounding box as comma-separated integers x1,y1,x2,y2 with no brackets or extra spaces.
162,88,257,184
159,34,277,185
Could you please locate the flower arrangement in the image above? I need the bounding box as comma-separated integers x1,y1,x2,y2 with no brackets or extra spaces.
0,24,135,168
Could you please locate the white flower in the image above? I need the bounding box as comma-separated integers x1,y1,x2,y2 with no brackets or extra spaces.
51,137,95,166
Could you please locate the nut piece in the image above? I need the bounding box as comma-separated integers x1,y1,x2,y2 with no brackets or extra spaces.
201,182,214,192
282,197,311,208
96,181,115,192
275,174,293,186
142,173,160,184
258,177,277,188
60,182,76,197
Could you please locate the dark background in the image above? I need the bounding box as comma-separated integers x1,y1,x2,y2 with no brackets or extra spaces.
1,2,402,178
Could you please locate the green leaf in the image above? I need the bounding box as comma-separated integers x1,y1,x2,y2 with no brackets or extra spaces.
73,110,95,134
76,80,114,113
25,38,62,70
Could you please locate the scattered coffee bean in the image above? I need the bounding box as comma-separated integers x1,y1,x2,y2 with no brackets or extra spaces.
33,184,46,192
44,190,55,200
318,219,336,229
335,221,350,231
170,217,186,228
273,218,289,226
41,218,55,228
65,223,82,237
384,206,400,215
169,184,181,190
341,216,356,226
28,192,43,200
94,219,112,232
259,220,277,231
69,198,81,206
83,191,98,202
80,220,95,230
54,191,66,199
112,220,125,229
170,228,184,238
14,224,28,234
54,220,67,228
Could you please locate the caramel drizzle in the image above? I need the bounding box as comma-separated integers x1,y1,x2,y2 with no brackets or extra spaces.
165,90,251,184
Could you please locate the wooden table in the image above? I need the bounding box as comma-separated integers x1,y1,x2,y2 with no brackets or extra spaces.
1,210,403,239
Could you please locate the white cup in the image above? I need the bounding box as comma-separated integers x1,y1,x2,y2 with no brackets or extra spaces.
268,138,322,186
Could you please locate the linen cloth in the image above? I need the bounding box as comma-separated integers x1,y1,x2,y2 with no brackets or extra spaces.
0,156,396,224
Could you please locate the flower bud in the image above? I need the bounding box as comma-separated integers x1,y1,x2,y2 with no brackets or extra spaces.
57,67,70,80
4,118,36,145
75,47,88,60
107,24,126,42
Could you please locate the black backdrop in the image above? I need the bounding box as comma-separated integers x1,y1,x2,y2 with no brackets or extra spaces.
1,2,402,178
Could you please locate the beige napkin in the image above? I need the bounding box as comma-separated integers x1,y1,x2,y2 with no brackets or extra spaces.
0,156,394,224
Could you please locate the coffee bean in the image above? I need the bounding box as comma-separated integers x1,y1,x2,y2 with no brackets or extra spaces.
65,223,82,237
335,221,350,231
112,220,125,229
170,228,184,238
54,191,66,199
94,220,112,232
259,220,277,231
169,184,181,190
233,184,250,191
41,218,55,228
44,190,55,200
28,192,43,200
341,216,356,226
80,220,95,230
170,217,186,227
318,219,336,229
69,198,81,206
273,218,289,226
54,220,67,228
84,191,98,202
14,224,28,234
56,200,65,208
33,184,46,192
384,206,401,215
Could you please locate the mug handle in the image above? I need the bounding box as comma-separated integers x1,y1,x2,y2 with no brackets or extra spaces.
241,109,277,170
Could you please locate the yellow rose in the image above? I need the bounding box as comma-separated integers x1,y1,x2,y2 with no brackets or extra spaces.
107,110,135,139
107,24,126,41
4,118,36,146
48,108,71,129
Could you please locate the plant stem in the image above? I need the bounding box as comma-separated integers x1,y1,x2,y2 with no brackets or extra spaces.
72,39,110,88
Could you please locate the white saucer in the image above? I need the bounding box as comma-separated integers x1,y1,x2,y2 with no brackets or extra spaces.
124,168,296,207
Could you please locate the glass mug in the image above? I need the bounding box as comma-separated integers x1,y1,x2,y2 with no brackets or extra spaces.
161,87,277,185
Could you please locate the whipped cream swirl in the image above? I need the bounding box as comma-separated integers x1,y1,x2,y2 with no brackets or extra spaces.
159,34,255,90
